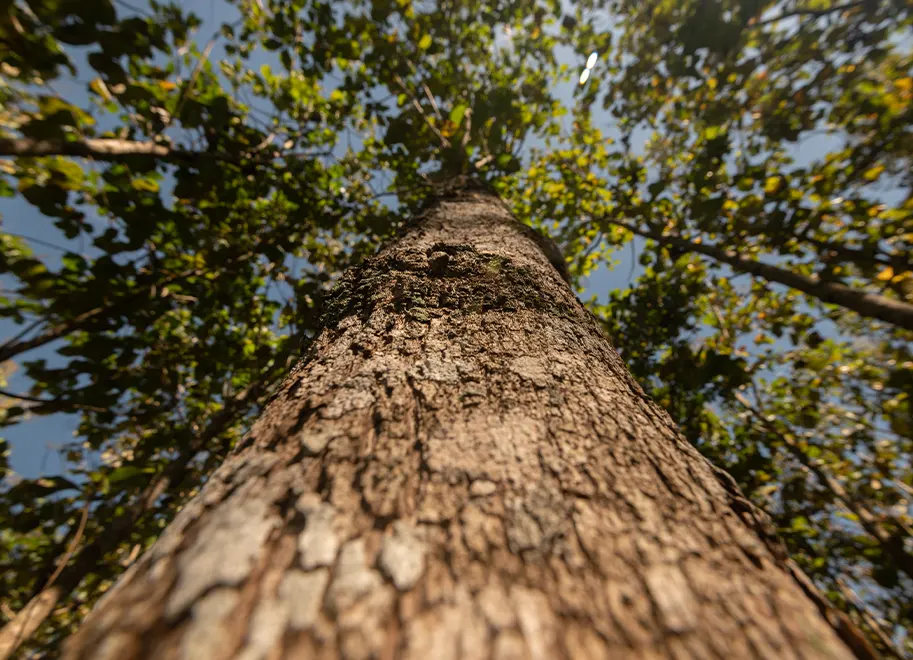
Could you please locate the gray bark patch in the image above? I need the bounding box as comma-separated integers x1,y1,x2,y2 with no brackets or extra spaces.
378,522,427,590
279,569,329,630
165,497,278,620
296,495,339,570
645,564,699,633
324,539,384,615
180,588,240,660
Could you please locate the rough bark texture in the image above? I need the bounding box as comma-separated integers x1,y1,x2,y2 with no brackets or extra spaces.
63,182,867,659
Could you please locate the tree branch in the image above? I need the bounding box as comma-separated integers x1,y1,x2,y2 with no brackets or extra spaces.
0,137,318,164
835,578,905,659
602,218,913,331
0,388,108,413
753,0,869,27
0,266,205,364
0,138,197,161
734,390,913,582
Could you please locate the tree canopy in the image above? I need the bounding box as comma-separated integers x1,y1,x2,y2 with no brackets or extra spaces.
0,0,910,656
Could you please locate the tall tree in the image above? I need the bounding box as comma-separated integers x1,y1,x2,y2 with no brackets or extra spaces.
62,179,870,659
2,0,910,655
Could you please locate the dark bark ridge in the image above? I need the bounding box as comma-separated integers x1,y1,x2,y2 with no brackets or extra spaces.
63,185,868,659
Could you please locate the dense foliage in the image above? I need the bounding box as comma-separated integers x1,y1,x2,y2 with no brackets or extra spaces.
0,0,910,656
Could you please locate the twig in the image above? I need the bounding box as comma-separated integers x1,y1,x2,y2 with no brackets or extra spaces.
0,232,70,253
0,318,45,355
709,300,732,343
166,38,217,134
113,0,152,17
46,496,92,589
627,232,638,285
735,390,913,580
421,83,442,119
753,0,868,27
835,578,905,659
0,388,61,406
0,388,107,413
0,494,90,659
251,131,276,152
472,154,494,169
393,75,451,148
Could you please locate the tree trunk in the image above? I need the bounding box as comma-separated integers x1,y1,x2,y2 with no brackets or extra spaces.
62,179,872,659
604,218,913,332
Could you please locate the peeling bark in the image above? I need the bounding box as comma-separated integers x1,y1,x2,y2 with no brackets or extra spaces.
62,180,872,659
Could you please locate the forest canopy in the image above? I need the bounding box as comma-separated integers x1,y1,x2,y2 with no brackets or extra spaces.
0,0,911,656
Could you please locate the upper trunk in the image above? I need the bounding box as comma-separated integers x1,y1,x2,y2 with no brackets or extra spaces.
62,180,869,659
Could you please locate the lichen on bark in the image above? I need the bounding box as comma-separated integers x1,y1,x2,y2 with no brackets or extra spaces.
62,180,870,660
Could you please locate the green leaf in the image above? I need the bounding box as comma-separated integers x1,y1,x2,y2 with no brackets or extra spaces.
131,177,159,192
9,476,79,499
108,466,145,483
449,103,468,127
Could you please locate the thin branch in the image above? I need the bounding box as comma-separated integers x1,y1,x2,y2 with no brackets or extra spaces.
753,0,868,27
0,317,45,353
0,368,283,658
46,496,91,590
165,38,217,135
0,137,300,165
1,232,71,253
709,300,732,343
0,492,89,659
472,154,494,169
627,235,638,286
734,390,913,582
113,0,152,17
421,83,442,119
393,75,451,148
799,234,910,272
0,388,107,413
0,388,62,406
0,266,203,364
601,217,913,331
835,578,905,659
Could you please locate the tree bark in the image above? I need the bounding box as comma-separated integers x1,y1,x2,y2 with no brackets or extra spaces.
62,180,872,659
605,218,913,332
